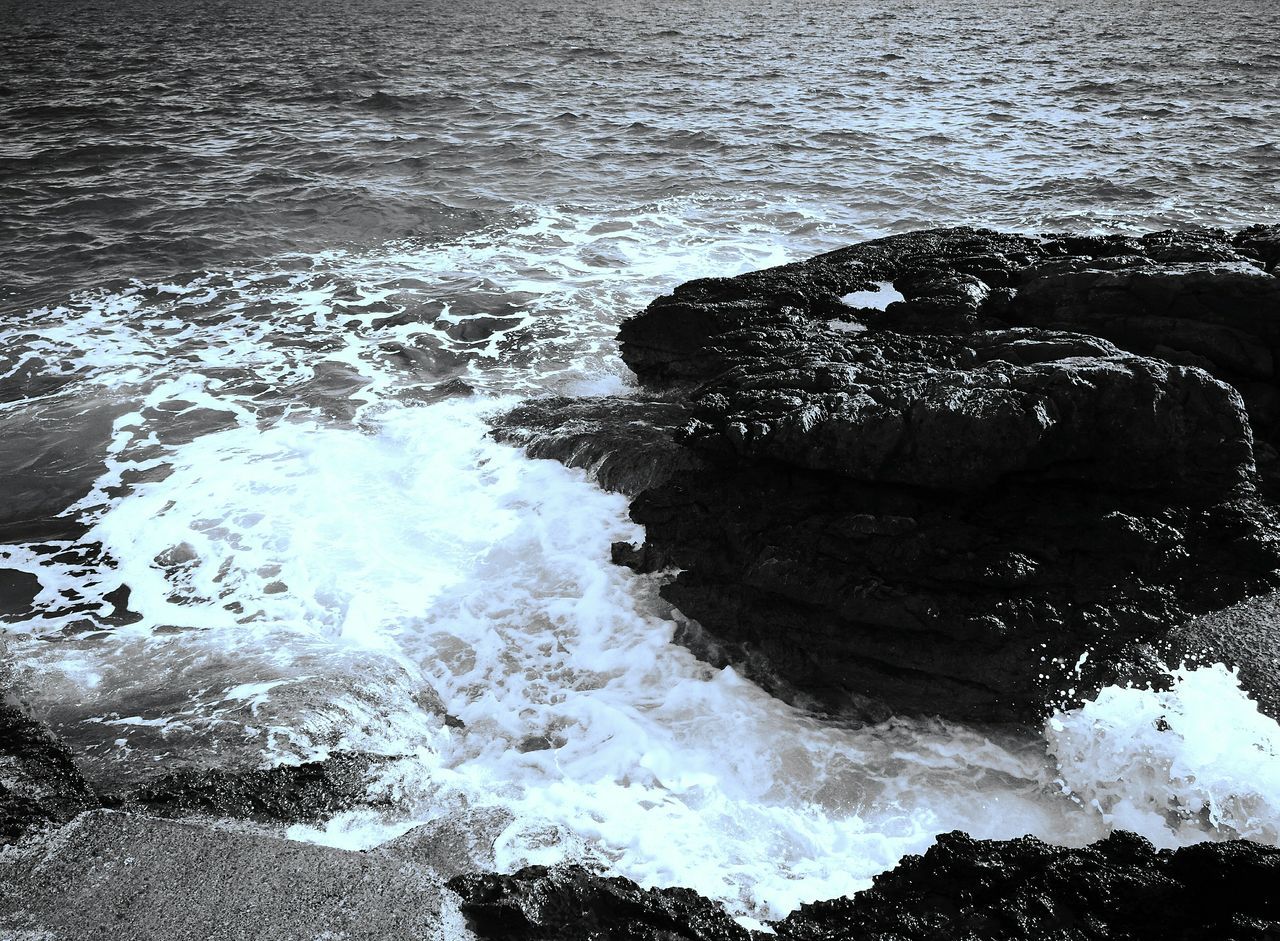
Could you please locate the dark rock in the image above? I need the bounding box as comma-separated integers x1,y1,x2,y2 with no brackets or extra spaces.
0,700,100,844
114,751,392,824
1236,224,1280,272
493,395,699,495
633,467,1280,719
1000,244,1280,488
448,833,1280,941
449,863,755,941
497,226,1280,721
676,329,1252,495
774,830,1280,941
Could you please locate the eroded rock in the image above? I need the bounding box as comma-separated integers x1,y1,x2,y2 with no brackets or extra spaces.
497,226,1280,721
449,832,1280,941
113,751,393,825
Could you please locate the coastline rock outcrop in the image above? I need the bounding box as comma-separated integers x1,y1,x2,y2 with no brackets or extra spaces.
449,832,1280,941
774,831,1280,941
495,226,1280,721
1,687,394,839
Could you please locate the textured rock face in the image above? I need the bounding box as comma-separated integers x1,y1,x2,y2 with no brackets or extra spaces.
448,833,1280,941
449,865,753,941
114,752,391,824
774,831,1280,941
0,701,99,843
0,810,459,941
496,225,1280,721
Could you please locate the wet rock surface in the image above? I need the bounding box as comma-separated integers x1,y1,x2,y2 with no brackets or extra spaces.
449,863,755,941
2,685,394,837
111,751,393,824
496,225,1280,721
448,832,1280,941
0,700,99,844
493,396,701,495
773,830,1280,941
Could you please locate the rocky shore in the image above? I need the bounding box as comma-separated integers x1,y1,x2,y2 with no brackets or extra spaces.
4,696,1279,940
450,832,1280,941
498,225,1280,723
5,225,1280,938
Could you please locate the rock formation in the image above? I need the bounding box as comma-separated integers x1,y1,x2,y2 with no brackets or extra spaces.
496,226,1280,721
449,832,1280,941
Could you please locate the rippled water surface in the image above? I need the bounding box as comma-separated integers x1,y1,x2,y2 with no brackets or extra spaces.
4,0,1279,308
2,0,1280,920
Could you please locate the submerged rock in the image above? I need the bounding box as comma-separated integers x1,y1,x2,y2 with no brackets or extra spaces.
114,751,393,824
496,225,1280,721
448,833,1280,941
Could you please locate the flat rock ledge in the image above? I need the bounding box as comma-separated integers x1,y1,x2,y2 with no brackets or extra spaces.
0,809,468,941
495,225,1280,722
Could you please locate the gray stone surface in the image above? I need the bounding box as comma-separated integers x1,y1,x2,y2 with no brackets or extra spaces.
0,810,473,941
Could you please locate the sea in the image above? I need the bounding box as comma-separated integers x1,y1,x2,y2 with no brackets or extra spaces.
2,0,1279,921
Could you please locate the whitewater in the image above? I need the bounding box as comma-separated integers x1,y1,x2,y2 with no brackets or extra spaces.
4,0,1280,922
3,203,1279,921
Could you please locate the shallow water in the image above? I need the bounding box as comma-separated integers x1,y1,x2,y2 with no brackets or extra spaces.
2,0,1280,920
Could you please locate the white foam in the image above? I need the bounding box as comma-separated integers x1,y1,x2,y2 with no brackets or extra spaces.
1046,664,1280,846
828,320,868,333
840,281,904,310
6,199,1279,920
0,394,1105,917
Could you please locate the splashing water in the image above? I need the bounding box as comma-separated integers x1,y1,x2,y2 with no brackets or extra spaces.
3,203,1280,919
1047,664,1280,846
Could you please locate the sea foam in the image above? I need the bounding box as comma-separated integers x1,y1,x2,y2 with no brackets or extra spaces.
4,203,1280,919
1047,664,1280,846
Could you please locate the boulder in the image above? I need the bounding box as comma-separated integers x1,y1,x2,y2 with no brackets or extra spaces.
495,226,1280,721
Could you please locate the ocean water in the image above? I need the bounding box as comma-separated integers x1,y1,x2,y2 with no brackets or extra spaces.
2,0,1280,920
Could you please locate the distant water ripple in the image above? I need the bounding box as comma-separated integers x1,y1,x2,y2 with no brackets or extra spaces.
1,0,1278,920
